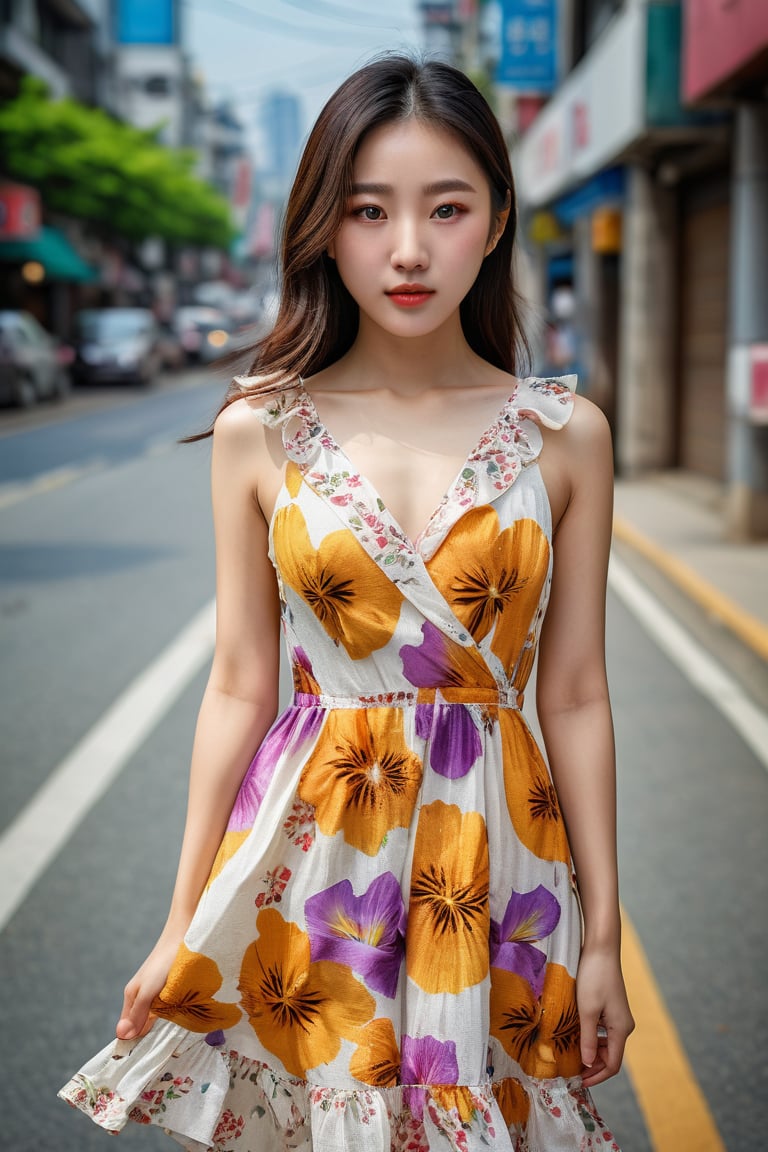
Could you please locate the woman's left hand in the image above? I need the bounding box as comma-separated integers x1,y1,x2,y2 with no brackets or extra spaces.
576,944,635,1088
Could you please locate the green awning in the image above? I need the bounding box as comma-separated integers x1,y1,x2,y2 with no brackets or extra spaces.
0,226,97,282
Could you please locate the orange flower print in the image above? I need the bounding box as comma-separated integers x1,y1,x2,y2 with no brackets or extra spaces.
273,503,404,660
349,1017,401,1087
512,631,537,700
285,460,303,498
290,645,321,696
492,1077,530,1129
406,801,490,994
238,908,375,1077
499,710,570,864
490,963,581,1079
152,944,241,1032
432,1085,477,1124
299,708,422,856
205,830,249,888
426,508,550,678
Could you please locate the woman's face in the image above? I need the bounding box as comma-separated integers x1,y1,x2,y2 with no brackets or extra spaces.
328,118,506,341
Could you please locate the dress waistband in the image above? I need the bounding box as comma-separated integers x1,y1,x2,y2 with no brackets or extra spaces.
291,688,522,710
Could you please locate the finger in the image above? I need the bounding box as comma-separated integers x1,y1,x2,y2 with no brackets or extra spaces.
580,1055,608,1088
116,989,153,1040
579,1012,601,1069
116,981,139,1039
582,1030,623,1088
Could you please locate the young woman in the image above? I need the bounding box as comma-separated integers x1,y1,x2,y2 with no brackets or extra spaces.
61,56,634,1151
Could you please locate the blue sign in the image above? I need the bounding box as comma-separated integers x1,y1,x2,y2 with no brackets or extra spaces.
495,0,557,92
116,0,177,45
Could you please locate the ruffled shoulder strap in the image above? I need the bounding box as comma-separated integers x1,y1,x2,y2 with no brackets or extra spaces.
230,376,302,426
514,374,577,430
230,376,325,465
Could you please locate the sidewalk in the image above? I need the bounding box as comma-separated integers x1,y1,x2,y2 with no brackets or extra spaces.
612,471,768,664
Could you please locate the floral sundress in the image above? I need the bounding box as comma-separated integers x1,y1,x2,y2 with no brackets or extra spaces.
60,374,621,1152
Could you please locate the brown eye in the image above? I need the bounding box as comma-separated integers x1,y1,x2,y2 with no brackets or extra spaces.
355,206,383,221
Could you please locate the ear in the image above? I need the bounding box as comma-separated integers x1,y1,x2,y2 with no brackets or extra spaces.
485,190,511,257
326,237,337,260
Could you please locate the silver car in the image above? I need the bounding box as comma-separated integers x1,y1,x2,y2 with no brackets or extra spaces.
0,310,71,407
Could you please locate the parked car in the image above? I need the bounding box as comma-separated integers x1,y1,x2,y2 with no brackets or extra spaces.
156,320,186,371
72,308,162,386
174,306,233,363
0,310,72,408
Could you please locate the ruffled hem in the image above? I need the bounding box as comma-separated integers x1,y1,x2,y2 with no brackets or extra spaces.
59,1021,620,1152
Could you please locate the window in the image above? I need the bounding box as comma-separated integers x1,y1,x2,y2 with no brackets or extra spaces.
145,74,171,96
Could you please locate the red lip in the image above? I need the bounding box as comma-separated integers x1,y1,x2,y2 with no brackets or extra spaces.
386,283,435,308
386,283,433,294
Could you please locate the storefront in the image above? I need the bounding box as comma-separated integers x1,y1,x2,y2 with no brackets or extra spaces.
677,172,731,480
682,0,768,535
514,0,719,474
0,184,97,336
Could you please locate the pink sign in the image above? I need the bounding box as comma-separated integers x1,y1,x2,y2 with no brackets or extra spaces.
751,345,768,423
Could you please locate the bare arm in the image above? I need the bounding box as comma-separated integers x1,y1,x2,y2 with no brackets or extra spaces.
117,401,281,1039
536,397,634,1086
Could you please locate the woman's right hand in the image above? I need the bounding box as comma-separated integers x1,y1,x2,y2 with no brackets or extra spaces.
115,932,183,1041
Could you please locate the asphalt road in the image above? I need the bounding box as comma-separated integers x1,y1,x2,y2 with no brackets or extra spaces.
0,374,765,1152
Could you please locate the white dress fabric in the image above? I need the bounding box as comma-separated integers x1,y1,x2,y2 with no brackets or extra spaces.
60,375,621,1152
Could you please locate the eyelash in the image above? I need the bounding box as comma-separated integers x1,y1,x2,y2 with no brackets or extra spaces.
351,203,465,221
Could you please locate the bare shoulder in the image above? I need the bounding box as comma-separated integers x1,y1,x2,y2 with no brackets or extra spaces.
213,396,271,456
566,394,612,450
555,394,612,475
540,395,612,527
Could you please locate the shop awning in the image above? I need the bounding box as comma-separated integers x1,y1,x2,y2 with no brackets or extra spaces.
0,226,97,282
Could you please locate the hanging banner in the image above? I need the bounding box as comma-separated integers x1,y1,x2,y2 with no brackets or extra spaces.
0,184,41,239
496,0,557,92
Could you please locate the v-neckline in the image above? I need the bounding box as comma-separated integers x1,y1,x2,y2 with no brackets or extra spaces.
296,380,523,554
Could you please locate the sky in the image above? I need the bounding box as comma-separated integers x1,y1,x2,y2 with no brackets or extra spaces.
184,0,424,166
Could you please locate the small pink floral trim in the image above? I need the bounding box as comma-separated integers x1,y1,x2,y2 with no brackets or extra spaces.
271,386,549,569
282,799,315,852
254,864,292,908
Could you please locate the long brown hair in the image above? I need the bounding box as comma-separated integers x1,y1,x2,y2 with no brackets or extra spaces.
195,55,530,436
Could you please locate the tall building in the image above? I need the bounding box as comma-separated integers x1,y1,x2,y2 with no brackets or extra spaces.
260,90,302,190
111,0,187,147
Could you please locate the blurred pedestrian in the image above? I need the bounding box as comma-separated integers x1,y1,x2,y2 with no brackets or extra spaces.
61,56,633,1152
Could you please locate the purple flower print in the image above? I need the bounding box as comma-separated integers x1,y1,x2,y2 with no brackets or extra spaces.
490,885,561,998
401,1035,459,1120
400,622,454,688
416,702,481,779
228,707,323,831
304,872,406,998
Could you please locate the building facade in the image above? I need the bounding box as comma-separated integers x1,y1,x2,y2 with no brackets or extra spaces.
507,0,768,539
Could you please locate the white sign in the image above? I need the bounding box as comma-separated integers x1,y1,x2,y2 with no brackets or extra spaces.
515,4,646,206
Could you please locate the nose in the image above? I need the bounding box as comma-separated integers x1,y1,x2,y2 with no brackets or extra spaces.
390,216,429,273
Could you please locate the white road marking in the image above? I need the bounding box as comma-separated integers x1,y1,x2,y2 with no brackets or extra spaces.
0,439,180,510
0,460,108,510
0,599,216,931
608,553,768,771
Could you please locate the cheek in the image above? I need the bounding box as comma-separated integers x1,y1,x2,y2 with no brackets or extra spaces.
330,230,370,284
443,223,492,280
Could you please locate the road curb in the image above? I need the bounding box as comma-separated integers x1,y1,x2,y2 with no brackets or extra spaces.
612,516,768,664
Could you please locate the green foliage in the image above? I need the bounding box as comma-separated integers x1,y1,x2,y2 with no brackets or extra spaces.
0,77,235,247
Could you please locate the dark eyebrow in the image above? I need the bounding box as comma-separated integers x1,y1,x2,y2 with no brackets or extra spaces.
350,179,478,196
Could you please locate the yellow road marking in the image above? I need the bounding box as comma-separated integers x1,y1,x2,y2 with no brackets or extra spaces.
621,908,726,1151
613,516,768,664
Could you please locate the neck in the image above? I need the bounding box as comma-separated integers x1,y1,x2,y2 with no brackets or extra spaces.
337,313,486,395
